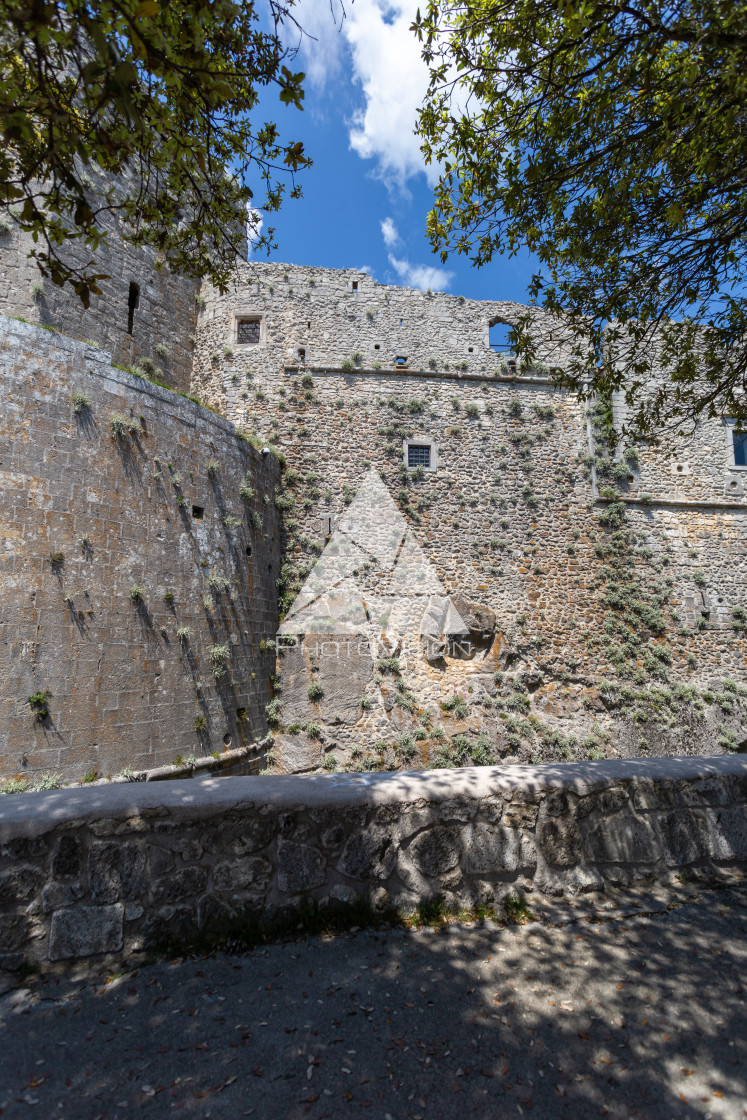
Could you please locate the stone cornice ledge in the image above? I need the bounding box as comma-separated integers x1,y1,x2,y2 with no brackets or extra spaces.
2,756,745,840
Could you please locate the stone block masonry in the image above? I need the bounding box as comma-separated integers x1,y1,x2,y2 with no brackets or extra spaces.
0,755,745,972
190,263,747,770
0,316,282,780
0,195,198,393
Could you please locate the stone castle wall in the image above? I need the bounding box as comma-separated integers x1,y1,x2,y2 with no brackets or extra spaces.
0,189,198,393
0,316,281,781
0,756,745,972
190,263,747,773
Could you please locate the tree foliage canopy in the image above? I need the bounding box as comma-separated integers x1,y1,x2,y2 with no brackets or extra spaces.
414,0,747,434
0,0,310,303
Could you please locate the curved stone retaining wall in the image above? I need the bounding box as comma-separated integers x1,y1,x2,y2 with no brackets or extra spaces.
1,756,746,972
0,316,281,780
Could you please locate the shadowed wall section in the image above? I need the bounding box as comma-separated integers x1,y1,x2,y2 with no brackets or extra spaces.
0,756,745,972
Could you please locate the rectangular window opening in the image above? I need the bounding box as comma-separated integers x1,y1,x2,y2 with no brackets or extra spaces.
192,505,204,520
127,282,140,335
395,355,408,367
408,444,431,468
352,280,359,291
237,318,261,344
734,430,747,466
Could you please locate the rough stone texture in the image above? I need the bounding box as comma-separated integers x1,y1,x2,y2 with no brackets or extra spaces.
1,755,746,972
0,316,281,779
48,903,124,961
188,261,747,771
273,732,323,774
0,198,197,392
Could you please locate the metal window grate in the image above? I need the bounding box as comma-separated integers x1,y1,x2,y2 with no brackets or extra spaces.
734,430,747,466
237,318,260,344
408,444,431,467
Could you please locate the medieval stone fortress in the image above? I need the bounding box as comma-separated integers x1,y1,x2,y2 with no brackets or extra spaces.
1,215,747,788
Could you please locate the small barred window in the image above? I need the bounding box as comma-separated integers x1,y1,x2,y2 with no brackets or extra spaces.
237,318,261,344
408,444,431,468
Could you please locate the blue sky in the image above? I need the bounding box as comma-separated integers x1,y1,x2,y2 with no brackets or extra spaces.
251,0,537,303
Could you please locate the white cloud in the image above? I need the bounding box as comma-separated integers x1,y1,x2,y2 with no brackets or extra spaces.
297,0,434,187
380,217,400,248
388,254,453,291
247,208,264,249
291,0,348,90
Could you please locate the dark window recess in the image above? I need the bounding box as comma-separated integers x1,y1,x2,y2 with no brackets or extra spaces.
297,347,306,361
374,343,380,350
236,707,247,722
127,282,140,335
395,355,408,367
245,546,252,557
237,318,261,344
192,505,204,520
734,430,747,466
408,444,431,468
352,280,359,290
468,346,473,353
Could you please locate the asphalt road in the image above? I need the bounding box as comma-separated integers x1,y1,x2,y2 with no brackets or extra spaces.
1,885,746,1120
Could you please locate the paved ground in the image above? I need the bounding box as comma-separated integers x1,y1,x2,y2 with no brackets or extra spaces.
1,885,746,1120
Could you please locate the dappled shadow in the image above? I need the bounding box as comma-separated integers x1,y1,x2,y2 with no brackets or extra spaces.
0,888,745,1118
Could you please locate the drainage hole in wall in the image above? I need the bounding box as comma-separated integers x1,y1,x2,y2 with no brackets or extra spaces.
677,465,683,472
246,546,252,556
192,505,204,519
223,733,232,746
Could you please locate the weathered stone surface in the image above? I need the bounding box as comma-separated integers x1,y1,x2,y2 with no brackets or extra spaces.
0,317,281,781
42,882,85,913
277,840,326,893
539,819,583,867
449,594,496,644
197,895,235,930
49,905,124,961
147,845,175,879
213,858,272,894
338,832,396,880
707,806,747,860
463,824,536,873
0,868,43,905
150,866,209,906
582,813,659,864
657,810,710,865
0,757,746,972
0,912,29,952
409,827,461,877
89,842,146,903
274,733,324,775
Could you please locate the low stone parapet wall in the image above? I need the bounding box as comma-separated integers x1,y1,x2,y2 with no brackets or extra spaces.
1,756,746,972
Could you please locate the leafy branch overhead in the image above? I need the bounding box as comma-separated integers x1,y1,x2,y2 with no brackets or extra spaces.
0,0,311,304
413,0,747,434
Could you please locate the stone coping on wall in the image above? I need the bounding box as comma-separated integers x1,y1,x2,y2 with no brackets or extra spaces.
1,315,240,440
1,754,745,839
2,756,746,971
